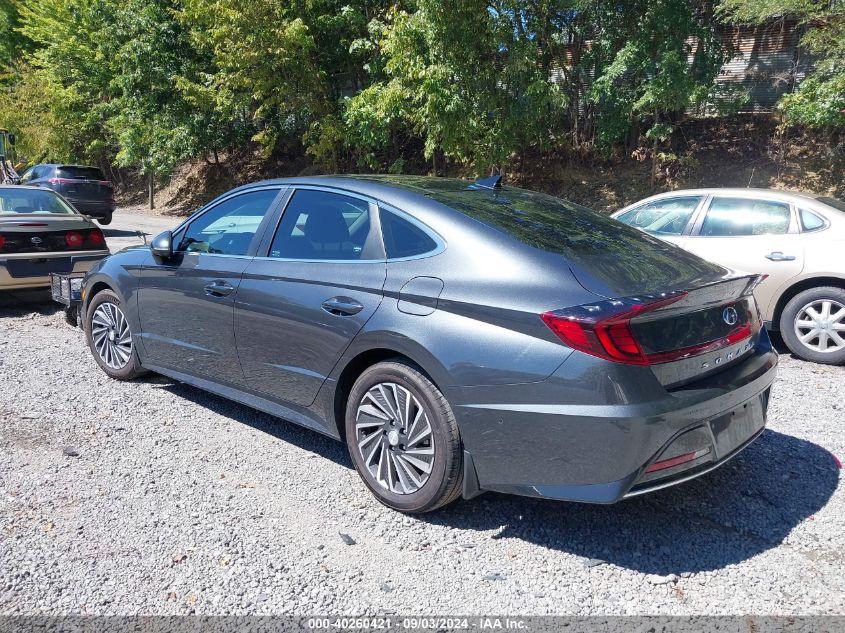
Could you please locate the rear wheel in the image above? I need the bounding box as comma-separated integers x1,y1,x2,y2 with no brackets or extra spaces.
345,360,463,513
780,286,845,365
84,289,146,379
98,214,112,226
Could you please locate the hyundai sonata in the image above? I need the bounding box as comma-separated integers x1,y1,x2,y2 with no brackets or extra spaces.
79,176,777,513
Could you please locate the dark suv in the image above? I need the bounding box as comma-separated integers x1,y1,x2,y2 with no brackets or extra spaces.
19,164,115,224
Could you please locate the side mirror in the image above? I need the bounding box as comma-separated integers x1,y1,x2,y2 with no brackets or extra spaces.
150,230,174,259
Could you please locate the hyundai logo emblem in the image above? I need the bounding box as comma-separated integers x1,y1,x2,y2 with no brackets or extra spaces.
723,306,739,326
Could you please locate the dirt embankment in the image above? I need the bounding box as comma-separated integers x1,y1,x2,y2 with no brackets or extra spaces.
118,115,845,217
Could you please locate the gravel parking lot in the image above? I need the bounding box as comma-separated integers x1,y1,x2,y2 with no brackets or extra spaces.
0,283,843,615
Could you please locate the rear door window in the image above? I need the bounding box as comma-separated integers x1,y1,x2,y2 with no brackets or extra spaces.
617,197,701,235
699,197,791,236
269,189,380,261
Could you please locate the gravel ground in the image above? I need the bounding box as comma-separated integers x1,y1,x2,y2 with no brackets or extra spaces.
0,292,842,616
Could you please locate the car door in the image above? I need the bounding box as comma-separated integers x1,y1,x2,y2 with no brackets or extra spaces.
137,187,285,385
614,195,704,247
684,195,805,319
234,187,386,407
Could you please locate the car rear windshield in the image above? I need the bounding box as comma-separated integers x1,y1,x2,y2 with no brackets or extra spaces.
370,177,725,296
0,189,76,215
56,166,105,180
817,196,845,213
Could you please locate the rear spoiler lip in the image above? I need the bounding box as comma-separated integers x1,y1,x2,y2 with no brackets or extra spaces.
636,272,765,319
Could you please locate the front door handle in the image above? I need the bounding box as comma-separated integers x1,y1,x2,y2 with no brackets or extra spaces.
204,280,235,297
765,251,796,262
321,296,364,316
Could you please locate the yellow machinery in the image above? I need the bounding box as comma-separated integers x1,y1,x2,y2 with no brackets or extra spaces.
0,128,20,184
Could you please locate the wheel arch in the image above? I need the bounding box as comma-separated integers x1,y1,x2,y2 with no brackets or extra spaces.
328,339,451,442
771,275,845,331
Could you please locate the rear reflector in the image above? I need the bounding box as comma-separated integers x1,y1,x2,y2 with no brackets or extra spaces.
645,448,711,473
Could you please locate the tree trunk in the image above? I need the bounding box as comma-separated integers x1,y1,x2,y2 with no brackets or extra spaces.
148,173,155,211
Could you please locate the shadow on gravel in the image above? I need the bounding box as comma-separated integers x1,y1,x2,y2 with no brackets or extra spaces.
427,429,840,575
134,376,840,576
147,377,352,469
101,228,151,239
0,289,60,317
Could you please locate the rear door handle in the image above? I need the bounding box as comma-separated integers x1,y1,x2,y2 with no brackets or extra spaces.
765,251,796,262
321,296,364,316
204,280,235,297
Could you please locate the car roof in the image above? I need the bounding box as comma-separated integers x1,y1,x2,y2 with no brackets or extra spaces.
620,188,822,209
0,184,55,191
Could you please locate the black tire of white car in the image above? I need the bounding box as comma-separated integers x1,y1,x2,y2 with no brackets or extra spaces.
780,286,845,365
84,289,147,380
345,359,464,514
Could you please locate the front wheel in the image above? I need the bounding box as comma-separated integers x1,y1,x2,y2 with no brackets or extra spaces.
84,289,146,379
345,360,463,513
780,286,845,365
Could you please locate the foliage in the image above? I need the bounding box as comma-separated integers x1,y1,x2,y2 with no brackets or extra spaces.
0,0,838,181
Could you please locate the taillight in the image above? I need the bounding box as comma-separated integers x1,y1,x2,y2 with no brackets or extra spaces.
65,231,84,248
0,234,5,250
86,228,105,247
542,292,759,366
542,292,690,365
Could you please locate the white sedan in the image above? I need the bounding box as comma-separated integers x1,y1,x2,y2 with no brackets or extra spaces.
613,188,845,364
0,185,109,291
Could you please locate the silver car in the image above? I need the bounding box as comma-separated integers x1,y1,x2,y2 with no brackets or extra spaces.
0,185,109,291
614,189,845,364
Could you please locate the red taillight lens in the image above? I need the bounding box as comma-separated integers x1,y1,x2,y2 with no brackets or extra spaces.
0,234,5,250
65,231,84,248
542,292,688,365
87,228,105,247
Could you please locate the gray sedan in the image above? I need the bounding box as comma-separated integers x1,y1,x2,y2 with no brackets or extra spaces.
79,176,777,513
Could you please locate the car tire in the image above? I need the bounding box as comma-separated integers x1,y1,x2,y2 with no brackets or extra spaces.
345,359,463,513
779,286,845,365
98,214,113,226
84,289,146,380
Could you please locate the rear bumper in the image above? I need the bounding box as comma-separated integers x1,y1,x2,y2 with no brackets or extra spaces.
67,199,115,219
0,253,106,290
454,330,778,503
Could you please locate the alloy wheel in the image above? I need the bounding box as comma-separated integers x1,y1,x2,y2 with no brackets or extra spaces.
355,382,434,495
90,302,133,369
794,299,845,354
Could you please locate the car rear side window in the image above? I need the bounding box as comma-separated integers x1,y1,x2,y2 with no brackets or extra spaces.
380,209,438,258
800,208,827,232
617,197,701,235
700,197,791,236
180,189,279,256
56,166,105,180
270,189,378,261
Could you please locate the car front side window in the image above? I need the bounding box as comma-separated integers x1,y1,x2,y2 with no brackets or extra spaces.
617,197,701,235
700,197,792,237
179,189,280,256
269,189,379,261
